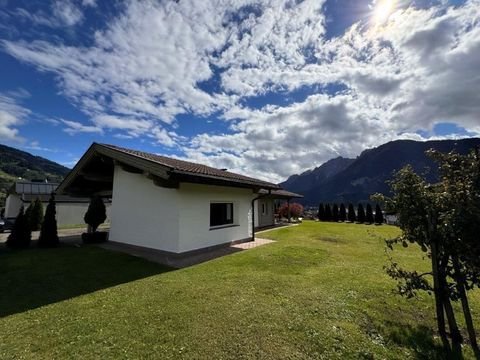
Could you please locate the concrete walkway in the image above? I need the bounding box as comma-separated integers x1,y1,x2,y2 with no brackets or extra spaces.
100,237,275,269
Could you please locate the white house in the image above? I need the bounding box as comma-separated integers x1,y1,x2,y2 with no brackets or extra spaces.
4,181,111,226
57,143,283,255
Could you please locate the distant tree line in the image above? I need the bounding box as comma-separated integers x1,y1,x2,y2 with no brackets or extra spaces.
317,203,383,224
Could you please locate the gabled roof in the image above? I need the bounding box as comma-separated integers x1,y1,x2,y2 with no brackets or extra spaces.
58,143,280,195
101,144,279,189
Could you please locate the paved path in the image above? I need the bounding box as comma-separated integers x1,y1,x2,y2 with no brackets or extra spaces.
101,237,275,269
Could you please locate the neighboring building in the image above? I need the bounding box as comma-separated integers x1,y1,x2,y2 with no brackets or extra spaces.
254,189,303,228
385,213,398,225
4,181,111,226
57,143,283,255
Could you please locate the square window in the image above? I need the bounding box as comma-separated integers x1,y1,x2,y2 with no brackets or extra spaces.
210,203,234,227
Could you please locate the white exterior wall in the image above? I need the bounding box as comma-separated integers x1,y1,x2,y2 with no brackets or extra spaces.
108,165,180,252
254,199,274,228
107,165,256,254
177,183,255,253
4,194,111,226
5,194,23,218
56,202,111,226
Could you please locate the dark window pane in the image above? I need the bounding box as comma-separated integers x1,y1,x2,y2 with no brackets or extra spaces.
210,203,234,227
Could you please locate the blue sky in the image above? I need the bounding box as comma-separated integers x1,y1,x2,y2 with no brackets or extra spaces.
0,0,479,181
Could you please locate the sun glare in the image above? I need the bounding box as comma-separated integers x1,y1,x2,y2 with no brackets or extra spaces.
373,0,396,25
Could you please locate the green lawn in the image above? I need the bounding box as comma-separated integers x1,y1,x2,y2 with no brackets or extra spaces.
1,221,479,359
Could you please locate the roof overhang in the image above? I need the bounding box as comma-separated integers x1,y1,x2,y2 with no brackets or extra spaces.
257,189,304,199
58,143,280,197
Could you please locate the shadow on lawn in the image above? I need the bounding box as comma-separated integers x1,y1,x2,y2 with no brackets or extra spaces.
386,321,446,359
0,244,172,318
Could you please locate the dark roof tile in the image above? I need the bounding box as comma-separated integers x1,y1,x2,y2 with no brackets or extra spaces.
99,143,280,189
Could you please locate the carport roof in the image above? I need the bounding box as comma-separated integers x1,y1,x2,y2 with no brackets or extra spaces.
258,189,303,199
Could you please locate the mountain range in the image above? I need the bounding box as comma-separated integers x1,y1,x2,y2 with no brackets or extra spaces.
2,137,480,209
0,144,70,207
280,138,480,205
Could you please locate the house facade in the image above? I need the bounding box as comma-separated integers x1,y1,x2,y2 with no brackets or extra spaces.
57,143,282,255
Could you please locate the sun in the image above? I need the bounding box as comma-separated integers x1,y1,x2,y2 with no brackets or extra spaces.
373,0,396,25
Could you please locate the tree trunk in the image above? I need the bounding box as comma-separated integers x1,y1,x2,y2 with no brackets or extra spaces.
431,240,452,354
443,294,464,359
439,254,463,358
453,256,480,359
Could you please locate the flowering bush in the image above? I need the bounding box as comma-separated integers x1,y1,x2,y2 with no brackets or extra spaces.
277,202,304,218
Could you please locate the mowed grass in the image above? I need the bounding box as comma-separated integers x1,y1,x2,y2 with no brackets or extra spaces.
1,221,479,359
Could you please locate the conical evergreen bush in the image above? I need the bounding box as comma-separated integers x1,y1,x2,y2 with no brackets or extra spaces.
6,206,31,249
38,193,59,248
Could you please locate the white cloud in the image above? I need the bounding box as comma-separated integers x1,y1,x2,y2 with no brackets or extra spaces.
2,0,480,182
52,0,84,26
61,119,103,135
82,0,96,7
0,93,30,142
13,0,87,28
22,141,59,153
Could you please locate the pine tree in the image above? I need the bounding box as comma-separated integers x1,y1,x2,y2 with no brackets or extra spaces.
324,204,332,221
357,204,366,223
84,196,107,232
347,203,356,222
30,198,44,231
366,204,374,224
332,204,339,222
374,204,384,224
339,203,346,222
38,193,59,248
318,203,325,221
6,206,31,249
24,201,34,231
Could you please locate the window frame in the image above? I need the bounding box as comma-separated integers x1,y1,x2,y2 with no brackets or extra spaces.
209,202,235,229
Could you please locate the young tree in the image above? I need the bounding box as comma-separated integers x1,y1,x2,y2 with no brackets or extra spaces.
332,204,339,222
6,206,31,249
347,203,356,222
38,193,59,248
339,203,347,222
357,204,366,223
366,204,374,224
30,198,44,231
430,148,480,357
324,204,332,221
383,165,462,356
379,148,480,357
374,204,384,224
318,203,325,221
84,196,107,232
